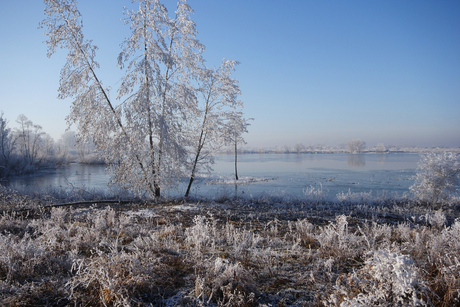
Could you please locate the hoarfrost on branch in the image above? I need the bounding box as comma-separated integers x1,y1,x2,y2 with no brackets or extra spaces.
41,0,251,198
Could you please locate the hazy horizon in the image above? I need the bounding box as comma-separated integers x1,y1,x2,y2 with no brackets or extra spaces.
1,0,459,148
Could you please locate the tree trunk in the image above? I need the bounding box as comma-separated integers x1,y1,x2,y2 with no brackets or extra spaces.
185,176,194,198
185,132,204,197
155,185,161,198
185,92,212,197
234,137,238,180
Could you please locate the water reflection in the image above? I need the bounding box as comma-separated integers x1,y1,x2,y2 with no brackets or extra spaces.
347,155,366,168
4,154,421,199
294,154,303,165
5,163,110,192
376,153,386,164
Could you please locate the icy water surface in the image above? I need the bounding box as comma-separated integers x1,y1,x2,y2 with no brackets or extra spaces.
4,163,110,194
5,153,421,199
187,153,420,199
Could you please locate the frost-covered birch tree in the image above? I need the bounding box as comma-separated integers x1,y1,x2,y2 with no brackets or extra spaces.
41,0,200,197
42,0,160,196
185,60,243,197
116,0,204,197
41,0,250,198
225,111,252,181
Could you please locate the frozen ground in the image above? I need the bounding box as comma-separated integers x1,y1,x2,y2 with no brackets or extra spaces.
0,185,459,306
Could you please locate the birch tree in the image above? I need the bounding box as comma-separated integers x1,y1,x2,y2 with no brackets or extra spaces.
225,111,252,181
185,60,243,197
42,0,250,198
42,0,161,196
116,0,204,197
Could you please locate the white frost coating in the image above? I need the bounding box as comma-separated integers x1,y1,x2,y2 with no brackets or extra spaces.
185,60,250,197
325,249,431,307
116,0,205,197
206,176,273,185
41,0,251,198
410,152,460,205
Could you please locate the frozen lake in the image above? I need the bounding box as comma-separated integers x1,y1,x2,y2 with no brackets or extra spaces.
191,153,420,200
4,153,422,200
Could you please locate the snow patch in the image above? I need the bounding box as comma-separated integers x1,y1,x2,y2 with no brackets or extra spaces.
168,204,199,211
205,176,275,185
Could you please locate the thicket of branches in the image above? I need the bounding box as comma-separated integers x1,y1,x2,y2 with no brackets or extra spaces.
41,0,251,198
0,113,72,179
410,152,460,207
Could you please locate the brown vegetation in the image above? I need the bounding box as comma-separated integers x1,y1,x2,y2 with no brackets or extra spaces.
0,188,459,306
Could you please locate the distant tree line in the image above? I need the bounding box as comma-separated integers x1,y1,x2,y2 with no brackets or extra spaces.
0,113,65,178
228,141,458,155
0,113,107,180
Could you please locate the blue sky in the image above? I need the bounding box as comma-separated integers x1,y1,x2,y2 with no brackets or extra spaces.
1,0,459,148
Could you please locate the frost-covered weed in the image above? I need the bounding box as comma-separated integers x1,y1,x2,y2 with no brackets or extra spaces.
67,242,171,306
185,215,215,257
316,215,363,258
395,222,412,243
0,198,459,306
375,190,408,203
358,221,392,250
425,210,447,230
50,206,68,226
293,218,314,235
336,189,373,203
326,250,431,307
410,152,460,206
195,258,256,306
425,219,460,305
0,231,71,289
145,223,183,252
303,184,326,203
233,228,263,256
291,218,316,248
0,185,41,211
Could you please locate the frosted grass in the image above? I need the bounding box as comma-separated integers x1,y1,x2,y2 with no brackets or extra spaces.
0,196,459,306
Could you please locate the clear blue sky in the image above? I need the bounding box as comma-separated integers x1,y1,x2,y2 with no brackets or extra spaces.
1,0,459,148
